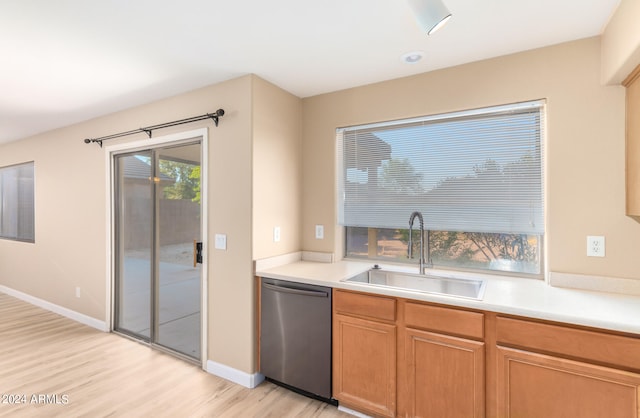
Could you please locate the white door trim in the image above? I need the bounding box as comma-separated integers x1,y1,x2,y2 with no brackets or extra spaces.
104,128,209,370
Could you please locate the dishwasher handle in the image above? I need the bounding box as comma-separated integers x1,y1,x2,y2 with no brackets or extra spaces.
262,282,329,298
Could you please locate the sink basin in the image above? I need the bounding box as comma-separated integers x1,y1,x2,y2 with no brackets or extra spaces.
343,268,486,300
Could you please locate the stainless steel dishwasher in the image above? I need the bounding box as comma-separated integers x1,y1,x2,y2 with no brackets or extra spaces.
260,277,333,402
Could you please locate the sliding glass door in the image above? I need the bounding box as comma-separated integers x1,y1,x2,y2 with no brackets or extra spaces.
114,141,202,361
155,144,202,358
115,150,153,339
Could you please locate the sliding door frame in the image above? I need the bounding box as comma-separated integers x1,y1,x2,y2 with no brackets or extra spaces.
104,128,209,369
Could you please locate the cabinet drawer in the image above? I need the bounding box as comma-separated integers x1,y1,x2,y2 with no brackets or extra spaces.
496,316,640,371
334,290,396,322
405,302,484,339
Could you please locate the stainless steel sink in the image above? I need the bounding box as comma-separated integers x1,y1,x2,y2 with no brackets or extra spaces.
343,268,486,300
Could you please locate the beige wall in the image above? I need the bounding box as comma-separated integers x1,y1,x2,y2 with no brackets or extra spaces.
602,0,640,84
204,77,254,373
0,115,110,320
252,76,302,260
302,37,640,281
0,73,304,374
0,75,262,373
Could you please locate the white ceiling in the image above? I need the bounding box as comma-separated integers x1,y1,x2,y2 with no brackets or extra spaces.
0,0,621,144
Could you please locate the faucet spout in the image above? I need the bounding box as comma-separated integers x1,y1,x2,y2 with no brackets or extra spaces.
408,211,432,274
408,211,425,274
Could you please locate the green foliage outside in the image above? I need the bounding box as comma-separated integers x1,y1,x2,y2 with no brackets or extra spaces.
189,166,201,204
428,231,539,273
159,160,201,203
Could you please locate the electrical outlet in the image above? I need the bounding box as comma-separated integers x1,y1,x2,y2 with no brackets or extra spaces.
315,224,324,239
587,236,605,257
274,226,281,242
75,287,81,298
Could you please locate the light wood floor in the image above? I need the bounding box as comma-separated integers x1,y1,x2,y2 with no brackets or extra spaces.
0,293,350,418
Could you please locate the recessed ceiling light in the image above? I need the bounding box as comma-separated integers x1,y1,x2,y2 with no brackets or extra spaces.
401,51,424,64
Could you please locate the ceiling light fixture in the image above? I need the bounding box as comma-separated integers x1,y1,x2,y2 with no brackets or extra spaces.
407,0,452,35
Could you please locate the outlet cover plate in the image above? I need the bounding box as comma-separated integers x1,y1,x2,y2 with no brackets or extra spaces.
215,234,227,250
587,235,605,257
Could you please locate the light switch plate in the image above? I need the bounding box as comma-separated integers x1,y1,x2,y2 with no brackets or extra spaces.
215,234,227,250
274,226,281,243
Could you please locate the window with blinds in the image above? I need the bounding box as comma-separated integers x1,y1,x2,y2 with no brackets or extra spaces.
337,100,544,276
0,162,35,242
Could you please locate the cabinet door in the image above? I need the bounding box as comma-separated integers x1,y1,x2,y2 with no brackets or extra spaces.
333,313,397,417
405,328,485,418
497,346,640,418
625,66,640,216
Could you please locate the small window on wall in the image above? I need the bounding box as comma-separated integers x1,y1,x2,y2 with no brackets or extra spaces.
337,101,545,277
0,162,35,242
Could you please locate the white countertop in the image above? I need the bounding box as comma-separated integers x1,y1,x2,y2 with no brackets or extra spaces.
256,260,640,335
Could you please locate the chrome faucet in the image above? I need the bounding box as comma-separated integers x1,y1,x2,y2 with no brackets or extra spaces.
408,211,432,274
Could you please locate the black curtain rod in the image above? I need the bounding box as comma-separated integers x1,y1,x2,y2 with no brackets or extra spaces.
84,108,225,147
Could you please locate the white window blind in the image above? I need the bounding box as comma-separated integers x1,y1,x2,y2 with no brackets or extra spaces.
0,162,35,242
337,101,544,235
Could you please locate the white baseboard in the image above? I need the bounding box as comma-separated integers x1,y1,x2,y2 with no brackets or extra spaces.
338,405,372,418
0,285,108,332
206,360,265,389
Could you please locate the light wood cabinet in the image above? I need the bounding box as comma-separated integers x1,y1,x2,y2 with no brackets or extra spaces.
405,328,485,418
496,346,640,418
329,289,640,418
333,313,397,417
402,301,486,418
333,290,397,417
495,316,640,418
624,64,640,216
332,290,486,417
